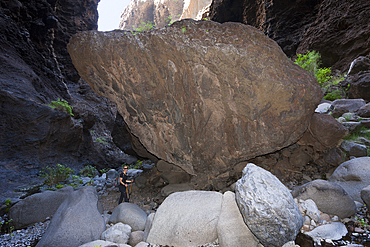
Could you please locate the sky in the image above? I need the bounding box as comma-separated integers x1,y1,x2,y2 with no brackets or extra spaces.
98,0,131,31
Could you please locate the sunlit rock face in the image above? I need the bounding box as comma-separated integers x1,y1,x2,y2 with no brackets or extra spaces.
68,20,322,176
119,0,185,30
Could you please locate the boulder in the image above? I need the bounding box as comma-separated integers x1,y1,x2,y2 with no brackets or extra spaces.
217,191,260,247
329,157,370,202
108,203,147,231
361,185,370,206
298,199,321,222
68,19,322,178
330,99,366,118
146,190,223,246
9,186,73,229
315,102,332,113
129,231,145,247
297,113,347,152
160,183,194,197
235,163,303,247
358,103,370,118
101,223,131,244
304,222,348,243
346,72,370,102
36,186,106,247
291,179,356,218
340,140,368,157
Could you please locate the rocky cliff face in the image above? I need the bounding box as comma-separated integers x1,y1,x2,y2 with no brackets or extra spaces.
119,0,185,30
119,0,212,30
208,0,370,72
0,0,134,201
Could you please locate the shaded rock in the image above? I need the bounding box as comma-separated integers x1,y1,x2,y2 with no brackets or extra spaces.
156,160,184,172
101,223,131,244
129,231,145,247
291,179,356,218
36,186,105,247
68,19,321,178
217,191,260,247
109,202,147,231
331,99,366,118
329,157,370,202
146,191,223,246
346,72,370,102
361,185,370,207
358,103,370,118
160,183,194,197
235,163,303,247
340,140,368,157
347,56,370,76
160,171,191,184
135,176,147,189
9,186,73,229
297,113,347,152
304,222,348,243
143,212,155,241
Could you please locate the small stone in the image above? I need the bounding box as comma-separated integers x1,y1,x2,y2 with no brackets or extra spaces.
331,216,340,222
355,227,365,233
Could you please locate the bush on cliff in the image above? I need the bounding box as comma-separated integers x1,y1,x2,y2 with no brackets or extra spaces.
294,51,346,100
47,98,74,117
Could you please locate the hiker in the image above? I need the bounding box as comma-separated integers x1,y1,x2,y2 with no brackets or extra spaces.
119,166,133,204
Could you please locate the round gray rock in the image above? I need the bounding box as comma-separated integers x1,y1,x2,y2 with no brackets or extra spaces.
109,202,147,231
291,179,356,218
101,223,131,244
235,163,303,247
329,157,370,202
146,190,223,246
9,186,73,229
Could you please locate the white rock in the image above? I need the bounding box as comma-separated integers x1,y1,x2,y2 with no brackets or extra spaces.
101,223,131,244
305,222,347,242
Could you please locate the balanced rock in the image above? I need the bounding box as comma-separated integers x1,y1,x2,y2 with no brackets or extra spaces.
235,163,303,247
109,203,147,231
68,19,321,177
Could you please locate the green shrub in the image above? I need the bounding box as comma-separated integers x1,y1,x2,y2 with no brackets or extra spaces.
0,218,14,234
40,163,74,186
80,165,98,178
133,20,155,32
47,98,74,117
294,51,345,100
95,137,108,145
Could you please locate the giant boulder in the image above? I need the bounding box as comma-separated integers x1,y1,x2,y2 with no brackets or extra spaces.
68,20,321,177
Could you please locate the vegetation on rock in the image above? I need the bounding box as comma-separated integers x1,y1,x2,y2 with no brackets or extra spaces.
39,163,74,186
47,98,74,117
294,51,346,101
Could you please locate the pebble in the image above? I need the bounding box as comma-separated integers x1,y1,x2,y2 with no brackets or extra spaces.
0,220,50,247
